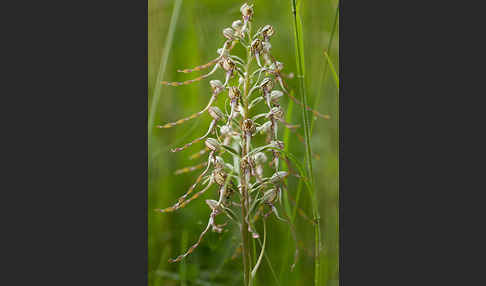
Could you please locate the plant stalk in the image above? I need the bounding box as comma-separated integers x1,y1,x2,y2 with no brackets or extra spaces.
290,0,322,285
240,22,253,286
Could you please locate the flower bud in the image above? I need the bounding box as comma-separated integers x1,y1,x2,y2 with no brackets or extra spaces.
232,20,244,31
242,119,256,134
240,3,254,20
263,188,278,202
205,138,220,151
223,27,234,40
270,106,284,120
220,125,231,136
220,57,235,72
254,152,267,164
208,106,224,121
228,86,241,100
251,38,263,55
262,25,275,39
270,171,289,184
261,77,274,93
214,169,228,185
270,90,284,103
210,80,223,92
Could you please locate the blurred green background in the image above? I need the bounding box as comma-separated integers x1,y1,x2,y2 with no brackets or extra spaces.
148,0,339,285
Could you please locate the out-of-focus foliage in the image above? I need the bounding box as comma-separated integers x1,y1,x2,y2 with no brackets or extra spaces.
149,0,339,285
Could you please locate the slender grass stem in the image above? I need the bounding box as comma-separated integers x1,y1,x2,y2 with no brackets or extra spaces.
279,95,294,280
312,3,338,135
323,51,339,91
307,5,338,284
291,180,303,223
290,1,322,285
148,0,183,136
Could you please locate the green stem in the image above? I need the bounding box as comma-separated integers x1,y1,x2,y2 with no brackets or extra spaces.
148,0,183,136
241,22,253,286
279,96,294,281
311,3,338,132
323,51,339,91
290,1,321,285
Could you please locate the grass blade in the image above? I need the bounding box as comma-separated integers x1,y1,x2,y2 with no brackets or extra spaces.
323,51,339,91
148,0,183,136
280,92,295,280
290,0,321,285
311,3,339,134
